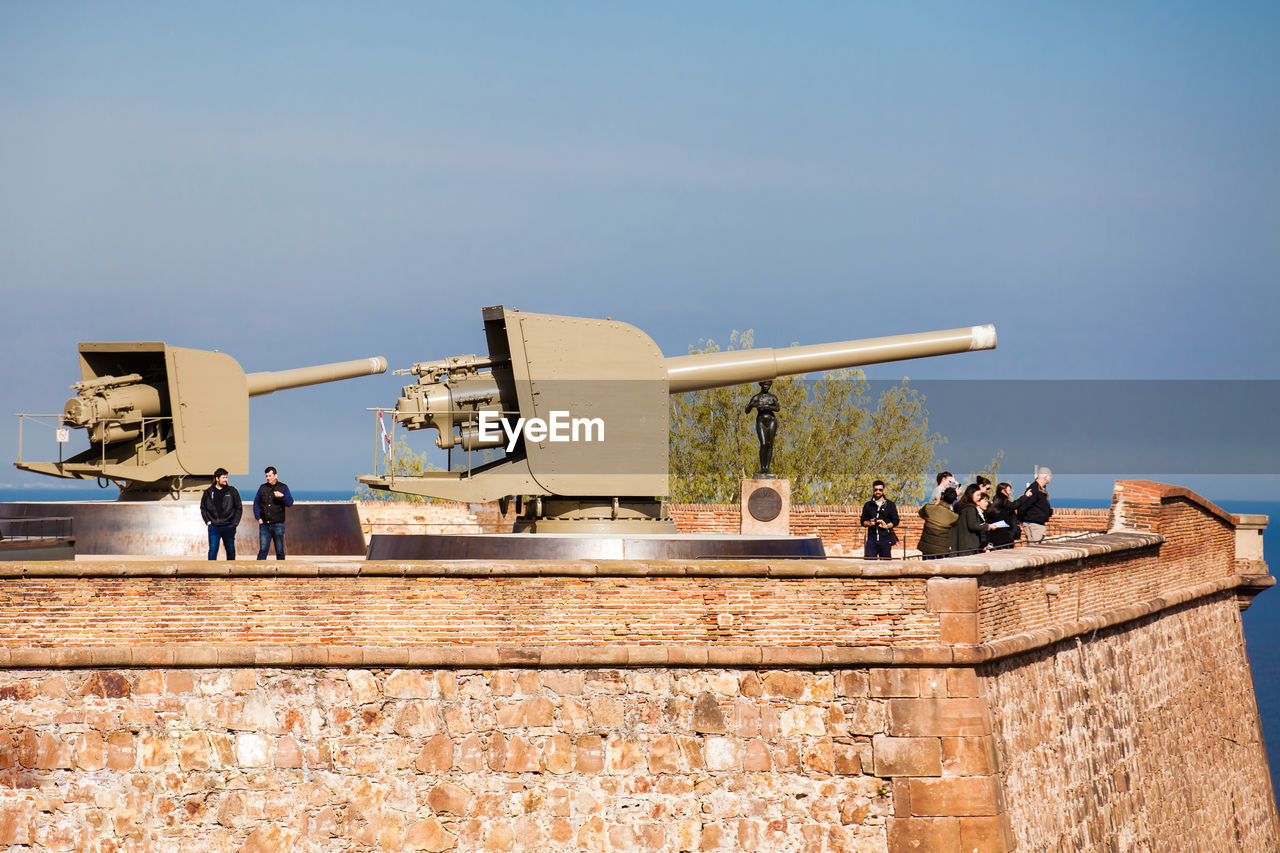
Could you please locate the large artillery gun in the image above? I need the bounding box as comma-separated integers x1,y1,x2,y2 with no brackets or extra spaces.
16,342,388,500
358,306,997,535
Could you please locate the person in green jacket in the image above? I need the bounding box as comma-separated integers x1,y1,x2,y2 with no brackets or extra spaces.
918,487,959,559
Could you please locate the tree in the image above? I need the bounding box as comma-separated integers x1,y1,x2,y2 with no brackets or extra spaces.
669,331,944,504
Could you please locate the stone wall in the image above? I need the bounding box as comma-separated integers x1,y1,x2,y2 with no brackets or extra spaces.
983,593,1275,851
0,481,1274,851
0,667,906,852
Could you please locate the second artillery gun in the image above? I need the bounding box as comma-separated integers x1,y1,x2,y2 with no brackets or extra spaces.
358,306,997,534
15,342,388,499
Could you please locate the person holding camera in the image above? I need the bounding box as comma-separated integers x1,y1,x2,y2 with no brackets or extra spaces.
860,480,900,559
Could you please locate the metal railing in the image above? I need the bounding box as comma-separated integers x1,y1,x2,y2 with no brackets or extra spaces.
366,408,515,479
15,412,175,468
0,517,73,543
905,530,1102,560
14,414,69,465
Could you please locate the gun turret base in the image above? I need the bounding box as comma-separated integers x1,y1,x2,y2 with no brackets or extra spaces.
512,498,675,535
117,478,212,501
366,532,825,561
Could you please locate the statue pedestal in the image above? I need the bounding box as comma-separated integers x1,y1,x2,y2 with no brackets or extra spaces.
741,479,791,536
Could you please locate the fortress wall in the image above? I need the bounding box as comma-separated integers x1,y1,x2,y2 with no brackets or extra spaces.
982,593,1276,851
0,482,1273,851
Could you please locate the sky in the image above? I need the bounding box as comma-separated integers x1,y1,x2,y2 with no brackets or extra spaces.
2,2,1279,500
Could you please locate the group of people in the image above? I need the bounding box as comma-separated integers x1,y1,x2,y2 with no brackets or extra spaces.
860,468,1054,560
199,466,295,560
918,467,1054,558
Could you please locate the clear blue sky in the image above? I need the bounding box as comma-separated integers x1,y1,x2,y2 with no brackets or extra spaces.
3,2,1279,498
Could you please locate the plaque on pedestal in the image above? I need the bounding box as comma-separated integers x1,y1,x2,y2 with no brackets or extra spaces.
741,478,790,535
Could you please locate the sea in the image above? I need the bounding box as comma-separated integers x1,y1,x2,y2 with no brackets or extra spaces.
3,488,1279,790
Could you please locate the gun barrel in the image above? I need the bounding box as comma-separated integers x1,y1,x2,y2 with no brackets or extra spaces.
247,357,389,397
664,325,996,393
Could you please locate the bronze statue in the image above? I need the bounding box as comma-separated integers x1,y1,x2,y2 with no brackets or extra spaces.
744,380,780,478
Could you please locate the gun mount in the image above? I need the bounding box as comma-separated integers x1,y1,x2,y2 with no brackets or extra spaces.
357,306,996,532
16,342,387,499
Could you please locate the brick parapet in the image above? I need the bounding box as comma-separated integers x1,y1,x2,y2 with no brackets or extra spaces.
667,502,1111,557
371,500,1114,556
1110,478,1237,531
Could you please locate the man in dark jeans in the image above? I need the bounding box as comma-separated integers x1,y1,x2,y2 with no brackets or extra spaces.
200,468,242,560
860,479,900,559
253,465,295,560
1016,467,1054,543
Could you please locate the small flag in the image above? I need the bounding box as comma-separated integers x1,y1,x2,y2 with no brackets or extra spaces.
378,412,392,458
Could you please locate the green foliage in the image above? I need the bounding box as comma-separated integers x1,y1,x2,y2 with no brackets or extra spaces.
352,438,440,502
669,331,945,505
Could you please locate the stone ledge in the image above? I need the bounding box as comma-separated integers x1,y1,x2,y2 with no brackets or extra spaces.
0,643,978,670
0,531,1164,580
970,574,1245,663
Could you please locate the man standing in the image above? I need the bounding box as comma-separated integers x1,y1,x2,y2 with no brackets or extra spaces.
1016,467,1053,544
860,480,899,559
200,468,242,560
254,465,295,560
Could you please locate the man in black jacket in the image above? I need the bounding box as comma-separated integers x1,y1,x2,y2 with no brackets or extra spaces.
1016,467,1053,544
200,468,242,560
860,480,900,559
253,465,295,560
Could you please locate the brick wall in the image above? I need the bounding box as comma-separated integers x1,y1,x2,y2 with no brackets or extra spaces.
0,574,937,650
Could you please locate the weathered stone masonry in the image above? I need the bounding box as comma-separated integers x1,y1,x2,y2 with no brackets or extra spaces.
0,481,1275,851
